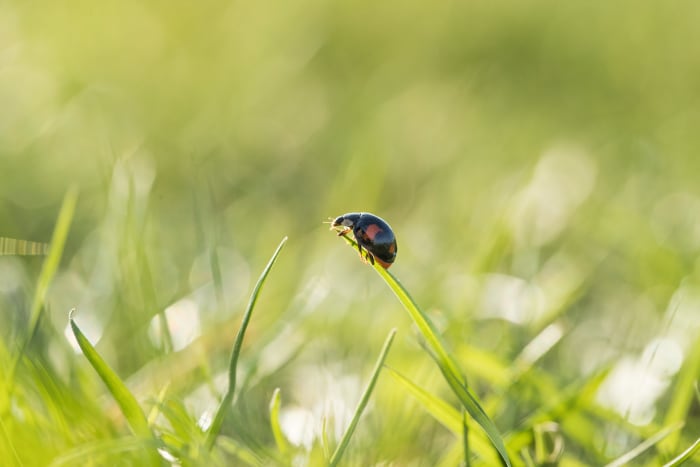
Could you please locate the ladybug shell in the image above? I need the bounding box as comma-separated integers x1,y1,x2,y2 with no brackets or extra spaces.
332,212,397,268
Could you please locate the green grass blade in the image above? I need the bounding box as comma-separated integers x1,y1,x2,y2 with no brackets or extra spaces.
69,310,158,463
604,423,683,467
321,416,331,460
375,264,463,380
48,436,161,467
217,436,263,466
269,388,291,456
147,383,171,426
0,413,22,467
385,366,462,432
659,327,700,454
385,366,500,465
29,186,78,341
9,186,78,382
337,236,511,466
662,434,700,467
205,236,288,450
329,328,397,467
506,366,610,454
463,409,471,467
433,358,511,467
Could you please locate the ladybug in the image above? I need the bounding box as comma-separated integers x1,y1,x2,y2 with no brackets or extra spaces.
331,212,397,268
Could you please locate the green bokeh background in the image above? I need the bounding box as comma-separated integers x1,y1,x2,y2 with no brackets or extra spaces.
2,1,700,465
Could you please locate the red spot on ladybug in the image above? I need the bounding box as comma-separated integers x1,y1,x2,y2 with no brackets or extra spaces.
364,223,383,240
330,212,397,268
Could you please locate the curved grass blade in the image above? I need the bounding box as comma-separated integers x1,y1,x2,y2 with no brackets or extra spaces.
385,365,462,431
0,413,22,467
28,186,78,342
159,398,206,447
506,365,610,455
217,436,263,466
531,422,564,465
49,436,161,467
338,236,511,466
205,236,288,450
604,422,683,467
659,325,700,454
329,328,397,467
269,388,291,456
147,383,171,426
663,434,700,467
9,186,78,383
385,366,500,465
69,310,159,464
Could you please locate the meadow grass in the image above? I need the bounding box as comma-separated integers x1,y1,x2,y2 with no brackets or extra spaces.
3,1,700,465
3,206,698,465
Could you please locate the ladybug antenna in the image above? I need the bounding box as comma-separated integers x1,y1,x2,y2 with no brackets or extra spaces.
324,218,338,231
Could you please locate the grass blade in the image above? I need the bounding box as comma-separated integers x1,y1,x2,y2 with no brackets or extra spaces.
69,310,158,463
659,326,700,454
385,366,462,432
205,236,288,449
0,413,22,467
329,328,397,467
48,436,160,467
662,434,700,467
463,409,471,467
269,388,291,456
338,236,511,466
217,436,263,466
321,416,331,460
385,366,501,465
28,186,78,341
9,186,78,383
604,423,683,467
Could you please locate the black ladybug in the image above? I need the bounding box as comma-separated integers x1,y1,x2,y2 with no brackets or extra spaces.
331,212,397,268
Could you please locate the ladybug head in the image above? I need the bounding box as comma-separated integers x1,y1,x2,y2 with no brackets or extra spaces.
331,212,361,228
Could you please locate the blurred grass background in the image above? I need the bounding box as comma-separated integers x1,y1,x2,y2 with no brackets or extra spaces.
2,0,700,465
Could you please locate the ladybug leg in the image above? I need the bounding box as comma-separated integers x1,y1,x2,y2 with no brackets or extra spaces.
356,242,366,262
355,242,371,264
355,243,375,265
336,227,351,237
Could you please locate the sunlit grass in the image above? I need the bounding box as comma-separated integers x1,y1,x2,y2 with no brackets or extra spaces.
205,236,288,450
337,234,511,465
4,193,700,466
10,186,77,381
329,328,397,466
2,0,700,465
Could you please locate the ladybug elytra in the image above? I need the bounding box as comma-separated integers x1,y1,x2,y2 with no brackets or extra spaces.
330,212,397,268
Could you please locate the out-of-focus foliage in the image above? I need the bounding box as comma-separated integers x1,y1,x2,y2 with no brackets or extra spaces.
2,0,700,465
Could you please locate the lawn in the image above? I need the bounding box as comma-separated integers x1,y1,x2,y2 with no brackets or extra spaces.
1,1,699,465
